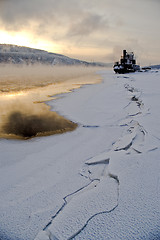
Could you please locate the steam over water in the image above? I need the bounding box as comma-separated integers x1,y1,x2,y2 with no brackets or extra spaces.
0,65,101,139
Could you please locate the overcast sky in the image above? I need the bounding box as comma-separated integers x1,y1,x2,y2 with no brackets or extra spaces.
0,0,159,65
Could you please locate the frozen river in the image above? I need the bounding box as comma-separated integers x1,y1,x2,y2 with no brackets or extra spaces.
0,69,160,240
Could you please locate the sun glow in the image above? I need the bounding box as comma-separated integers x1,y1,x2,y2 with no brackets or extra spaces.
0,30,61,53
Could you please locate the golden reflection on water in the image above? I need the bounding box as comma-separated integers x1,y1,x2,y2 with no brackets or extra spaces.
2,91,27,98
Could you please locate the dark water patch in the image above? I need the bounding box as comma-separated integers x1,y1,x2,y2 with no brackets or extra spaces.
2,111,77,139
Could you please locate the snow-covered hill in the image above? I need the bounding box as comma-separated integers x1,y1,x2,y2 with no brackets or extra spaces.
0,44,110,67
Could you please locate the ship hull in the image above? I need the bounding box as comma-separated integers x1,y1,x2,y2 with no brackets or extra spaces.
114,67,135,74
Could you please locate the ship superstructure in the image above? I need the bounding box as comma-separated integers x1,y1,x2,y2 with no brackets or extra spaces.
113,50,140,73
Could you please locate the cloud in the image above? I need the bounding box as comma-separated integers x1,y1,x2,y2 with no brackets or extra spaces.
0,0,90,41
67,12,109,37
0,0,159,64
0,0,56,31
0,0,109,39
106,46,123,62
0,0,81,29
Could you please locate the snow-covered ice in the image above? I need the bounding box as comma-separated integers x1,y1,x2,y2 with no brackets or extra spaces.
0,70,160,240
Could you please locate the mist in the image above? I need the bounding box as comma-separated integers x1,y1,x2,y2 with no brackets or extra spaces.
0,64,100,92
0,64,100,139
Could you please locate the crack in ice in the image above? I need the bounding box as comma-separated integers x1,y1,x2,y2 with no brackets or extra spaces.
68,173,120,240
43,180,96,232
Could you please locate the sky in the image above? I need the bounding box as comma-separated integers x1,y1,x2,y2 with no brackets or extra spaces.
0,0,159,65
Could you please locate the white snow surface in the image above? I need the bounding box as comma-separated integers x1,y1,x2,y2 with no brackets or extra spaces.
0,70,160,240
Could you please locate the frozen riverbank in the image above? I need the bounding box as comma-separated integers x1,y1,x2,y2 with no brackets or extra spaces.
0,70,160,240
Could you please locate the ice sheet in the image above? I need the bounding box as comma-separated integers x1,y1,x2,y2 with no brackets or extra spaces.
0,70,160,240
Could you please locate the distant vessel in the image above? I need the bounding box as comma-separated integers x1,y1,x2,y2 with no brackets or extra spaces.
113,50,140,74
